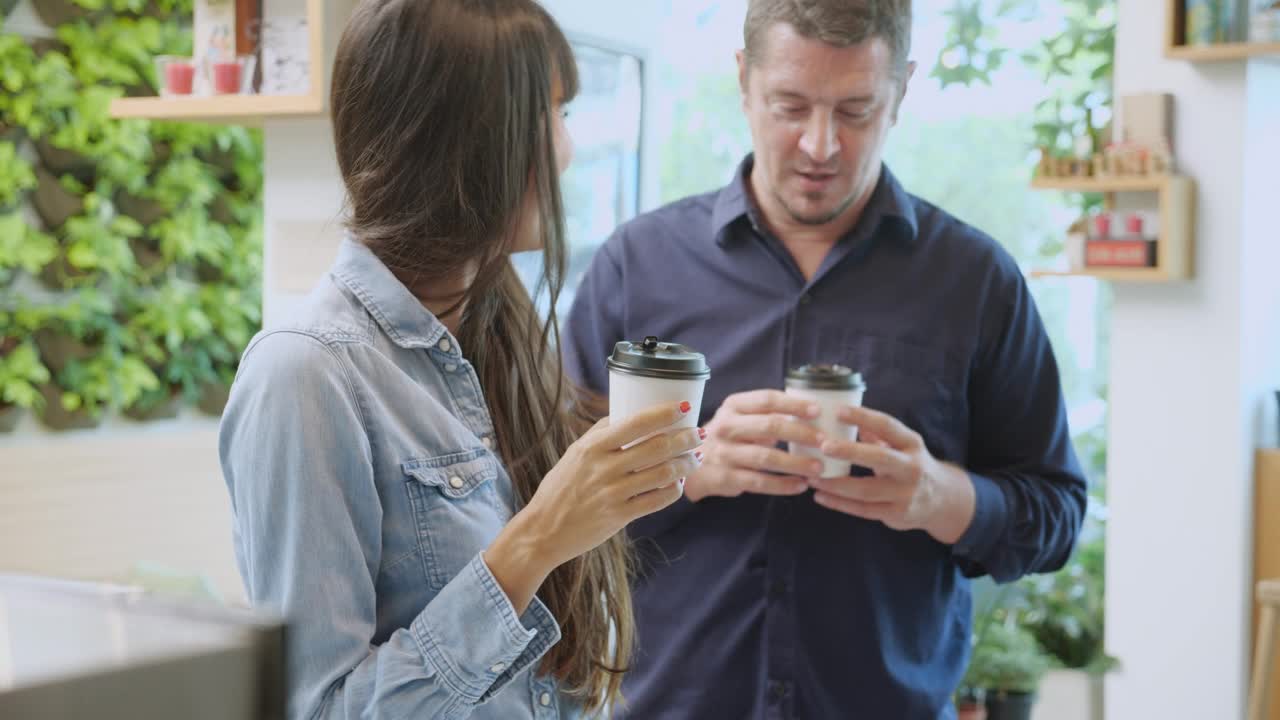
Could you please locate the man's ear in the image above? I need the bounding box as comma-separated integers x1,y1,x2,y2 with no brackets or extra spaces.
892,60,917,125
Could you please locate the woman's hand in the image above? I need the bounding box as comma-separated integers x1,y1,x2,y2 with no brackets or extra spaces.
486,401,703,612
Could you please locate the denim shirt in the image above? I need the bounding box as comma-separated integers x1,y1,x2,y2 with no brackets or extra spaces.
219,239,578,720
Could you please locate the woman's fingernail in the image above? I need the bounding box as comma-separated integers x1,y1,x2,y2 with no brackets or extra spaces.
698,427,708,440
695,450,704,463
680,401,692,414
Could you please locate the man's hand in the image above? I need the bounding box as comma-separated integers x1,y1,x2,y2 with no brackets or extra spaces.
684,390,828,502
807,405,976,545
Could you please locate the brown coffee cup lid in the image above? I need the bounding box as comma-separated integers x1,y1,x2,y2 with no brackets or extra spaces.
607,336,711,380
786,363,865,391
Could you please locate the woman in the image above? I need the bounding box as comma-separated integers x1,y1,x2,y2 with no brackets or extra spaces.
218,0,702,717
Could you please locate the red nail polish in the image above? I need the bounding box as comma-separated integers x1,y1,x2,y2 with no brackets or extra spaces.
695,450,704,461
698,427,708,440
680,401,692,414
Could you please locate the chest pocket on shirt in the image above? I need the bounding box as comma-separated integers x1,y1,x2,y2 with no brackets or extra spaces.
838,331,968,458
403,449,509,592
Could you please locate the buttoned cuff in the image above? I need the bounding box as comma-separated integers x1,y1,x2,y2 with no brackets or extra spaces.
411,552,561,705
952,471,1008,574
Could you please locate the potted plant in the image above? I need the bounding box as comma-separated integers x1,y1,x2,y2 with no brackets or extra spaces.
955,685,987,720
0,34,39,144
0,141,36,211
41,197,142,290
1017,534,1117,720
0,306,52,432
149,205,232,270
0,212,58,287
123,155,224,272
31,0,102,31
36,84,147,182
56,17,164,97
6,51,79,144
963,618,1052,720
32,166,85,229
0,341,52,432
40,348,156,430
192,283,260,416
31,289,115,374
40,351,112,430
202,196,262,284
121,280,214,421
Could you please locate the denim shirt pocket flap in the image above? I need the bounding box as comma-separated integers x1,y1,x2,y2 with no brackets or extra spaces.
402,449,499,500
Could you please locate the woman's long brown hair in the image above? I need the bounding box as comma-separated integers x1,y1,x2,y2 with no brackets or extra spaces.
330,0,632,712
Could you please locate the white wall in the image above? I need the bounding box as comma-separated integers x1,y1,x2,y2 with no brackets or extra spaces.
1107,3,1280,718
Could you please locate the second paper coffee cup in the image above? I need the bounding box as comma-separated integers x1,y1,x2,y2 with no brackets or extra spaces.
607,336,710,447
785,363,867,478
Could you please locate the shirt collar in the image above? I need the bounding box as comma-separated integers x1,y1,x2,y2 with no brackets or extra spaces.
330,237,449,350
711,154,920,248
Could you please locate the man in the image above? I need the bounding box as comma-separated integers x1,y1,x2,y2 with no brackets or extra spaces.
563,1,1087,717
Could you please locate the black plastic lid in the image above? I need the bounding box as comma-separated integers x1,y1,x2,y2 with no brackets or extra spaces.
785,363,865,390
607,336,711,380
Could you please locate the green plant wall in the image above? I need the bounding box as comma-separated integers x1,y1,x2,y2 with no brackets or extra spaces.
0,0,262,432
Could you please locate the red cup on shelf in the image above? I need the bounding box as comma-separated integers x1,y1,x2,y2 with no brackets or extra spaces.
1092,212,1112,240
211,55,257,95
156,55,195,96
212,62,241,94
1125,212,1144,238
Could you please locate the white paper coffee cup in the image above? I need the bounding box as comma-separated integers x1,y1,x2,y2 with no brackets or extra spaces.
785,364,867,479
607,336,710,448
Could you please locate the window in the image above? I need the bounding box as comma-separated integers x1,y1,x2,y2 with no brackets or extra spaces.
512,37,644,320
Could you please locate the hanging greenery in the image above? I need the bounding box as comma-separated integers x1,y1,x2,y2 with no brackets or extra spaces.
0,3,261,432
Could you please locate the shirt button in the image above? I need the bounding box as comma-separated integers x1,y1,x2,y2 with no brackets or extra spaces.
481,436,494,450
489,662,505,674
768,680,787,704
437,337,452,352
539,692,552,706
770,579,789,598
448,476,464,489
445,363,458,372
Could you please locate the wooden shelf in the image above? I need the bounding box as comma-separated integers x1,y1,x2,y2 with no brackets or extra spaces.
1029,174,1196,283
1029,267,1180,282
1165,0,1280,61
110,93,324,126
1030,175,1171,193
109,0,325,124
1166,41,1280,61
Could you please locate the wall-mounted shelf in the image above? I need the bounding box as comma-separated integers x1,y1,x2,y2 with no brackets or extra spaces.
1165,0,1280,61
1028,267,1184,283
1030,176,1168,193
109,0,325,125
1028,174,1196,282
1167,41,1280,61
110,93,324,126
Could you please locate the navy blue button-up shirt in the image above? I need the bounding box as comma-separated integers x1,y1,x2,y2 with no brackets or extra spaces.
563,157,1086,720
